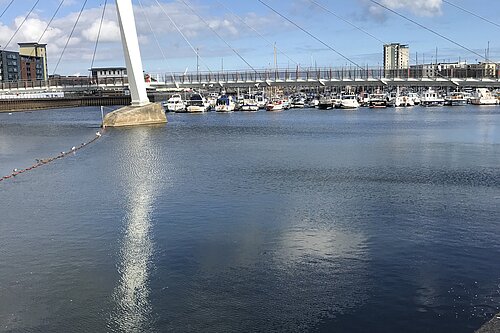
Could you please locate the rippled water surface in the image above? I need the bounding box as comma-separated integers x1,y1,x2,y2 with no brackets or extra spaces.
0,106,499,332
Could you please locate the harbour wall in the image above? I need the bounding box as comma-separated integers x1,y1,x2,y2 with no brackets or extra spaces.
0,94,168,112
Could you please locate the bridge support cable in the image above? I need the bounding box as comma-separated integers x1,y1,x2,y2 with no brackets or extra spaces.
0,0,14,19
137,0,178,87
152,0,213,74
308,0,386,45
215,0,298,67
306,0,425,67
257,0,364,71
89,0,107,73
443,0,500,30
52,0,89,75
369,0,487,62
2,0,40,51
178,0,258,74
28,0,65,59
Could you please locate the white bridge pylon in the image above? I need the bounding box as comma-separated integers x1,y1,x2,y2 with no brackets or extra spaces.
115,0,149,106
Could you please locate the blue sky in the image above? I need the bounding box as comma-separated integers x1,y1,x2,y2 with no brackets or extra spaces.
0,0,498,75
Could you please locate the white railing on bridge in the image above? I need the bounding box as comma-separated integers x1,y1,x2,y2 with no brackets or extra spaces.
1,67,500,93
154,67,499,85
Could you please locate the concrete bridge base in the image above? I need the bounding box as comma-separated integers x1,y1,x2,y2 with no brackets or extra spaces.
475,312,500,333
103,102,167,127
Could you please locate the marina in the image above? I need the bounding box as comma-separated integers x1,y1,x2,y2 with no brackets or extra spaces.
150,86,500,114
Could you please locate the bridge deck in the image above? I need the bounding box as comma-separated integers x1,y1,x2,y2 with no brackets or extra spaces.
1,68,500,94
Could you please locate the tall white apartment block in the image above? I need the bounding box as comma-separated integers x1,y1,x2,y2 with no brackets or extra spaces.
384,43,409,70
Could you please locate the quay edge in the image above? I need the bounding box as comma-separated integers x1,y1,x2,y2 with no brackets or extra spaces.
102,102,167,127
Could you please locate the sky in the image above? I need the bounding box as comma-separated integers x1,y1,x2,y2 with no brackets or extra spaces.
0,0,499,76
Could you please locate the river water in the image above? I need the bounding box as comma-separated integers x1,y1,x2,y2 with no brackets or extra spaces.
0,106,499,332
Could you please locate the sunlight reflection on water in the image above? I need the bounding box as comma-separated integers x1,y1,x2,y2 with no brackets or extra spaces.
110,128,161,332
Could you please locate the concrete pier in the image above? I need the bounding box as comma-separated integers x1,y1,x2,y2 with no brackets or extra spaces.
102,102,167,127
475,312,500,333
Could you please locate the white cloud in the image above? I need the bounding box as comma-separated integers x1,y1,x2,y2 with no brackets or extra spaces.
15,17,51,42
81,20,121,43
360,0,443,20
62,0,78,7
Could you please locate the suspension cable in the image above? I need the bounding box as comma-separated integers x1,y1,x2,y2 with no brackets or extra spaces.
153,0,213,74
443,0,500,30
257,0,364,70
52,0,88,75
3,0,40,51
215,0,298,67
308,0,434,66
308,0,385,44
137,0,177,86
369,0,486,62
0,0,14,19
179,0,257,73
90,0,107,72
28,0,65,58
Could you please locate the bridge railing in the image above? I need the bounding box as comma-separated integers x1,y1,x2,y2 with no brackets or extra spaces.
156,66,499,85
1,67,498,92
161,68,385,84
0,80,49,90
0,76,131,91
49,77,128,87
162,68,384,84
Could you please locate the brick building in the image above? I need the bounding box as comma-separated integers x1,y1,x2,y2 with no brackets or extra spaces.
19,55,45,81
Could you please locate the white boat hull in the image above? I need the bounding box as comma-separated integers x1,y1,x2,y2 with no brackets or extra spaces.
167,103,186,112
187,106,207,113
421,100,444,107
445,99,467,106
215,105,235,112
421,89,444,107
241,105,259,112
266,103,283,111
470,88,498,105
470,98,498,105
340,100,359,109
394,96,414,107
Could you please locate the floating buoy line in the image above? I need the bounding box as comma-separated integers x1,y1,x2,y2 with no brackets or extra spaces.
0,130,104,183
